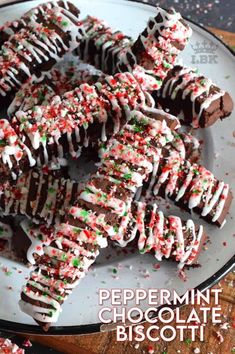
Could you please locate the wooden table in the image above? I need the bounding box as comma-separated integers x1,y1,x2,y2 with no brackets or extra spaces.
20,27,235,354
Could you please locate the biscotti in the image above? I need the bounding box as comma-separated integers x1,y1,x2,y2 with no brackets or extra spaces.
0,72,178,183
0,169,79,225
155,65,234,128
8,59,103,116
78,17,233,127
0,1,82,103
19,111,205,330
78,8,192,90
0,1,80,47
140,143,233,227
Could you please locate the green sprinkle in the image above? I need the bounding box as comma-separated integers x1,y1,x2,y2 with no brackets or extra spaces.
62,20,68,26
185,338,192,345
41,135,47,143
225,75,230,79
38,91,45,102
192,189,200,195
165,231,175,239
80,209,89,221
46,202,52,209
72,258,80,268
84,187,91,194
139,249,145,254
38,234,43,241
0,226,4,235
112,268,118,274
113,225,119,233
73,227,81,233
163,60,171,69
123,173,132,180
133,124,143,133
5,271,12,276
0,139,6,147
61,253,68,261
48,187,56,194
99,142,107,149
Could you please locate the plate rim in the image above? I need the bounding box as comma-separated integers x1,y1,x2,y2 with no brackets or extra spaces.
0,0,234,336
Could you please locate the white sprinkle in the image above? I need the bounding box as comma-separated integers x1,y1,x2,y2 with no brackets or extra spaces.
215,331,224,343
220,322,229,330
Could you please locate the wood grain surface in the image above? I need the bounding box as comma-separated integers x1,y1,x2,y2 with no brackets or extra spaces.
18,27,235,354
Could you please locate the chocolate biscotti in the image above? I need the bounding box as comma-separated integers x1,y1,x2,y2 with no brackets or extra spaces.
1,127,201,226
0,72,179,183
8,59,103,116
0,1,80,47
0,169,79,225
10,128,201,263
122,8,192,76
77,16,132,75
18,111,205,330
155,65,234,128
78,8,192,90
0,1,83,103
78,16,233,127
17,205,205,329
140,143,233,227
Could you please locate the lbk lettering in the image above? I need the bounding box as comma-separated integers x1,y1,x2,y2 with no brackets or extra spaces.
191,54,218,65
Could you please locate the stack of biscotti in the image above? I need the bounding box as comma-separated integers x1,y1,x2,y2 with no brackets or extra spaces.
9,130,201,263
7,6,233,129
76,15,233,127
0,72,179,184
0,1,83,104
7,8,191,117
8,129,200,260
78,8,192,90
17,111,206,330
0,1,233,332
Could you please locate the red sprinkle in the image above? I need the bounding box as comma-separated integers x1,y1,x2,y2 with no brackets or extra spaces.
147,345,154,354
153,263,161,270
22,339,32,347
